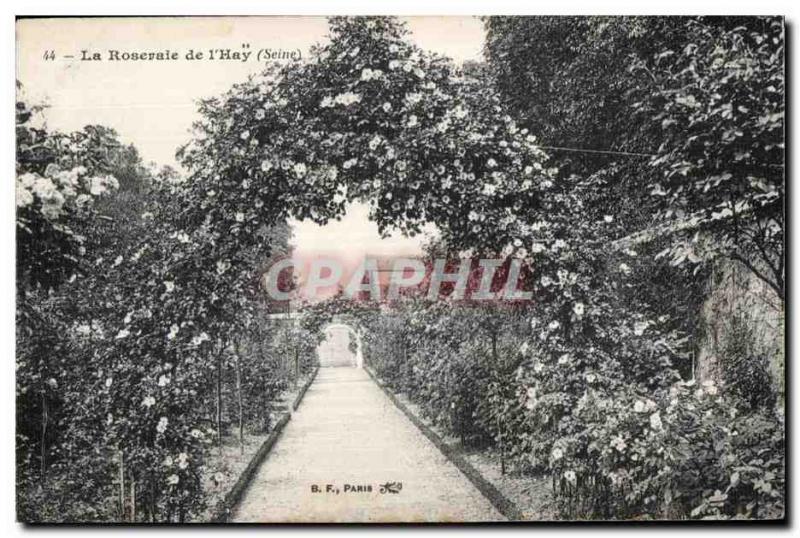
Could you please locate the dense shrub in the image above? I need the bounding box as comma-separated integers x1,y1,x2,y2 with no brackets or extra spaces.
363,295,784,520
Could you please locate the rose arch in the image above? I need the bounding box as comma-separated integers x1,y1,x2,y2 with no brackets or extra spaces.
173,15,674,413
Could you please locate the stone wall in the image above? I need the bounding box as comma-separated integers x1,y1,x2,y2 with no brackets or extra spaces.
696,259,784,409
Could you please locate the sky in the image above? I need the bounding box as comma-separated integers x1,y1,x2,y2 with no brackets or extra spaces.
16,17,486,261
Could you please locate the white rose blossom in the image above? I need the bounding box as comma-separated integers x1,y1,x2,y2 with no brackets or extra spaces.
167,324,180,341
333,92,361,106
156,416,169,434
650,412,663,431
293,163,307,178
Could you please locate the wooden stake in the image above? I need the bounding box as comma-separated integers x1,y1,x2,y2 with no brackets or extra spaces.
40,392,48,481
216,350,223,451
118,450,125,520
130,480,136,522
234,343,244,455
294,346,299,389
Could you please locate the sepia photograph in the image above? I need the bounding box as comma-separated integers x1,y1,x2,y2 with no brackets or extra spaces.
12,12,786,524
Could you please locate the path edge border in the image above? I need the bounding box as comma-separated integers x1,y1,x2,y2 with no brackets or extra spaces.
212,366,320,522
364,366,524,522
292,366,320,410
211,412,291,523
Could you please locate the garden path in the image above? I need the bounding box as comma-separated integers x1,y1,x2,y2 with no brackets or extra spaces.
232,366,504,523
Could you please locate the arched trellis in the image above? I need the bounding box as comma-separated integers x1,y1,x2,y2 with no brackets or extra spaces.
173,17,677,427
318,321,364,368
296,295,378,368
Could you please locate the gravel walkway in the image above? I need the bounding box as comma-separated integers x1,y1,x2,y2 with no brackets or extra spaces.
232,367,504,523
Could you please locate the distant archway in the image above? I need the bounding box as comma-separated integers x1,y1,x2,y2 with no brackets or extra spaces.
317,323,363,368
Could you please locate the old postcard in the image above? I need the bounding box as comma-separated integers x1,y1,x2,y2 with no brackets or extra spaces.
14,15,785,523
